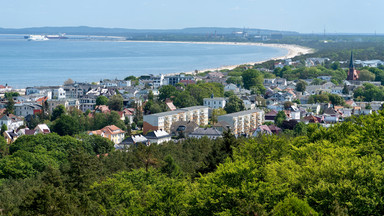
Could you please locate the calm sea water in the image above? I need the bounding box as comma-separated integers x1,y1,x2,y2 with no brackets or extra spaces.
0,37,287,88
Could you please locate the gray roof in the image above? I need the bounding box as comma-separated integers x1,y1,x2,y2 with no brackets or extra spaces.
220,109,264,118
189,128,222,136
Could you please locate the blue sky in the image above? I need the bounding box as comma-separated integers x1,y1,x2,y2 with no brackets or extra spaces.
1,0,382,33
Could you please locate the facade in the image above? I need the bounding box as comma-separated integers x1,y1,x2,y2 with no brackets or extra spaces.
79,95,97,112
52,88,66,99
48,99,80,113
145,129,171,144
218,109,265,136
188,127,223,139
0,114,24,131
203,97,226,109
88,125,125,144
165,74,194,86
14,103,42,117
143,106,209,134
35,124,51,134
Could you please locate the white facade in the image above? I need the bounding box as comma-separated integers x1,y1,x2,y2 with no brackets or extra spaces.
218,109,265,136
143,106,209,134
14,103,42,117
52,88,66,99
203,97,226,109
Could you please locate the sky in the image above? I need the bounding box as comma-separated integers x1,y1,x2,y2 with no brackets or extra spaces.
1,0,382,34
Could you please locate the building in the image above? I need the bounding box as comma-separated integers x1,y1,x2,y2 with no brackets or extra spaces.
347,51,360,81
0,114,24,131
188,127,223,139
35,124,51,134
79,95,97,112
203,96,226,109
52,88,66,99
48,99,80,113
14,103,42,117
165,74,195,86
117,135,149,149
217,109,265,136
143,106,208,134
88,125,125,144
145,129,171,144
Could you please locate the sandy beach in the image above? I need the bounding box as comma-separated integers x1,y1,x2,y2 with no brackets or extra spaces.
123,40,314,75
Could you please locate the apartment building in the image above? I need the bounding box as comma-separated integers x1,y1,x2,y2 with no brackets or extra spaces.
218,109,265,136
143,106,208,134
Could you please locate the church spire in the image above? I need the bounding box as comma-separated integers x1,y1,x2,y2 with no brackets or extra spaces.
349,51,354,69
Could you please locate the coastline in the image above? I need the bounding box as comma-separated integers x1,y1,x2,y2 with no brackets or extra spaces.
123,40,314,75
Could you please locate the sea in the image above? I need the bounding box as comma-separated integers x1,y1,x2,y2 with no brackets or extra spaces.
0,34,288,88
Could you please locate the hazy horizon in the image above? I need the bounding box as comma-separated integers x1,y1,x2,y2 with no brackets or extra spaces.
1,0,383,34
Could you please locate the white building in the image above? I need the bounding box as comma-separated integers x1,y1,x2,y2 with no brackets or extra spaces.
218,109,265,136
143,106,209,134
188,128,223,139
14,103,42,117
52,88,66,99
0,114,24,131
145,129,171,144
203,97,226,109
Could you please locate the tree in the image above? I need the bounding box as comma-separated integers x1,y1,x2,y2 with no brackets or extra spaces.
342,83,349,95
5,98,15,115
160,155,182,178
296,80,307,93
274,111,287,127
224,91,235,98
224,95,245,114
211,108,226,124
159,85,177,101
108,94,124,111
1,124,7,136
284,101,293,109
63,78,74,85
272,196,318,216
241,69,264,90
52,115,79,136
148,90,154,101
329,94,345,106
365,103,372,109
96,95,109,106
358,70,375,81
51,105,66,121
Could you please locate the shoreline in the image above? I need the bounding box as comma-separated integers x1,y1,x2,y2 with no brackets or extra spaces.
123,40,314,75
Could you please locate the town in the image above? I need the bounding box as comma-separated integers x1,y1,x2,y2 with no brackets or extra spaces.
1,50,382,148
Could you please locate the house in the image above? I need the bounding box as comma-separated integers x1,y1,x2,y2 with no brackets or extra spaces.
52,88,66,99
170,120,199,137
265,110,278,122
3,130,19,144
145,129,171,144
88,125,125,144
165,74,195,86
203,97,226,109
79,95,97,112
188,127,223,139
268,125,282,134
14,103,42,117
143,106,208,134
165,99,177,111
224,84,239,93
117,135,149,149
0,114,24,131
218,109,264,136
253,125,273,136
48,99,80,113
17,128,37,136
35,124,51,134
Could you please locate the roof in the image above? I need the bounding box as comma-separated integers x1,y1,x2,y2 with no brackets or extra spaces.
145,129,171,139
35,124,50,133
220,109,264,118
189,128,222,136
170,120,199,134
88,125,125,136
121,135,148,145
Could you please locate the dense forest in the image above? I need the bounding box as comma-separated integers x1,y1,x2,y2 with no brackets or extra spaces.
0,109,384,215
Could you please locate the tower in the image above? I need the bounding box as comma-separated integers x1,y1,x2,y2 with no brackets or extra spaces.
347,51,359,81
